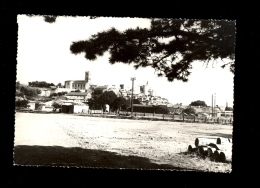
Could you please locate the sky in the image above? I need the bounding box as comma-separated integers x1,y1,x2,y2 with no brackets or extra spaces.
16,15,234,107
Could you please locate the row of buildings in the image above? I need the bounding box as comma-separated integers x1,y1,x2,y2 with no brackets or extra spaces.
36,71,170,106
24,99,232,117
167,103,233,118
25,71,233,117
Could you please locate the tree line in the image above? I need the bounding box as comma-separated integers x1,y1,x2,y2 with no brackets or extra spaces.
87,91,130,111
16,82,42,109
28,81,55,88
16,82,42,97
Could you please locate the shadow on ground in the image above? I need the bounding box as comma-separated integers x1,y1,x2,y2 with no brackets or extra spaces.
14,145,186,170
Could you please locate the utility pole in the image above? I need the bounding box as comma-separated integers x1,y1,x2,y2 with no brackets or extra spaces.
131,77,136,116
214,93,216,117
212,94,213,117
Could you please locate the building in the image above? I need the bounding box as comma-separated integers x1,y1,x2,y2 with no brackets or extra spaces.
119,88,128,97
191,106,220,117
120,84,124,89
41,105,54,112
38,88,51,97
27,101,36,110
64,71,91,91
66,92,92,103
53,87,71,93
107,85,120,96
172,103,187,114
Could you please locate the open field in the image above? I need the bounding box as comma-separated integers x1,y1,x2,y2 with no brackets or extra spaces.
14,112,233,172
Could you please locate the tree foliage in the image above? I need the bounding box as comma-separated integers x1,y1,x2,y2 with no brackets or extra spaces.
16,81,21,89
87,91,117,110
182,107,196,115
35,102,41,110
70,19,235,82
154,105,170,114
225,106,233,111
52,102,61,109
29,81,55,88
20,86,41,97
43,15,57,23
15,100,29,108
111,97,129,111
56,83,62,87
87,91,129,111
131,105,169,114
190,100,207,107
98,91,118,107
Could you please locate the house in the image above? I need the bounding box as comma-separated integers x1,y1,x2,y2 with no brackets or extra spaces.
107,85,120,96
53,87,71,94
61,101,89,113
37,101,54,112
38,88,51,97
192,106,221,117
119,88,128,97
39,103,54,112
192,106,210,117
27,101,36,110
172,103,186,115
222,111,233,117
66,92,91,102
217,105,233,117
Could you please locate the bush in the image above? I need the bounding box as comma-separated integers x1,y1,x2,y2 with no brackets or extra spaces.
57,91,67,96
15,100,28,108
52,102,61,109
35,102,41,110
50,93,58,97
16,91,24,97
20,86,40,97
182,107,196,115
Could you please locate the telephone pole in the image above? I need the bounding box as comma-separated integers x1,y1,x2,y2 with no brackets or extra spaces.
130,77,136,116
214,93,216,116
212,94,213,117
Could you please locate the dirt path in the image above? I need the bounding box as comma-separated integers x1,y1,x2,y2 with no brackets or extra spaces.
14,112,233,172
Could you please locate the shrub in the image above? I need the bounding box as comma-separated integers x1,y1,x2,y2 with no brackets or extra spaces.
15,100,28,108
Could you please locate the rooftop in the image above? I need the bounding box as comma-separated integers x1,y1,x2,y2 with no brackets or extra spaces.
65,80,87,83
67,92,89,96
94,86,108,90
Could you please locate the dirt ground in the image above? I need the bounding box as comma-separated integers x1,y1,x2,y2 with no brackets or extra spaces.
14,112,233,172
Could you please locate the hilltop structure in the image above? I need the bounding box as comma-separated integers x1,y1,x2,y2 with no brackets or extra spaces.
26,71,171,106
118,81,169,106
64,71,91,91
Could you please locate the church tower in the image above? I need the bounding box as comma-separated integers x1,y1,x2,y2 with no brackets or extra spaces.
84,71,91,90
85,71,91,83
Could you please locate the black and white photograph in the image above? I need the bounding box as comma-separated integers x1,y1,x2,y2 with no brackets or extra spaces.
14,15,235,173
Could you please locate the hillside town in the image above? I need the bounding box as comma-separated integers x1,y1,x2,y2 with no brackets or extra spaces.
15,71,233,118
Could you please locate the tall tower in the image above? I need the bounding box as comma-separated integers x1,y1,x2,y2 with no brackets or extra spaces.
85,71,91,83
226,99,228,108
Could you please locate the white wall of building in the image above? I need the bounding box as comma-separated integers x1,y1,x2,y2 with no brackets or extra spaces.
73,105,89,113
